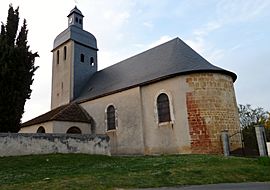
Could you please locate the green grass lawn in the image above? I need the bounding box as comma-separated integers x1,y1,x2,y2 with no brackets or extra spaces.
0,154,269,190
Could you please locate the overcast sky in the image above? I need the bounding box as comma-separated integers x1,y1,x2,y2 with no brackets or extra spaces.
1,0,269,122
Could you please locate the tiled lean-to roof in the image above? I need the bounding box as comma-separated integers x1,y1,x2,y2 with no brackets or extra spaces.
21,103,92,127
77,37,236,102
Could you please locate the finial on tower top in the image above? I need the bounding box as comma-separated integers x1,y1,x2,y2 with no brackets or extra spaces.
74,0,78,6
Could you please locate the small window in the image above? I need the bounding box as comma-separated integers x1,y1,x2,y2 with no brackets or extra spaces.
107,105,116,130
80,54,85,62
56,50,59,64
79,19,82,24
157,93,171,123
63,46,67,60
67,126,81,134
90,57,94,66
75,17,78,23
37,126,45,133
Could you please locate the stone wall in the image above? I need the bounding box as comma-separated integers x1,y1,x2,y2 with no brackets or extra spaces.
186,73,241,154
0,133,110,157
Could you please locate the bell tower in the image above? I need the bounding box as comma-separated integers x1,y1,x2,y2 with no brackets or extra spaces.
67,6,84,29
51,6,98,109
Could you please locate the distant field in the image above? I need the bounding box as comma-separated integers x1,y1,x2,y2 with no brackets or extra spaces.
0,154,269,190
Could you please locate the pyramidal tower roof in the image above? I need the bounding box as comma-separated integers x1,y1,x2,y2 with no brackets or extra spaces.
67,6,84,17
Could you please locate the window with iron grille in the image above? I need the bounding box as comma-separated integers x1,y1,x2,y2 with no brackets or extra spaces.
107,105,116,130
157,93,171,123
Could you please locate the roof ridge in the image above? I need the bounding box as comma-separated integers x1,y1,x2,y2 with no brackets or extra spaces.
51,103,75,120
76,103,93,121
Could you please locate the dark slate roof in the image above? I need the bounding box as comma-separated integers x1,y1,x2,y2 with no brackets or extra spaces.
53,25,97,51
21,103,92,127
77,37,237,102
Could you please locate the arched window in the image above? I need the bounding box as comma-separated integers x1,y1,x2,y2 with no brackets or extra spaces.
66,127,82,134
56,50,59,64
157,93,171,123
75,17,78,23
90,57,94,66
37,126,45,133
107,105,116,130
80,54,85,62
63,46,67,60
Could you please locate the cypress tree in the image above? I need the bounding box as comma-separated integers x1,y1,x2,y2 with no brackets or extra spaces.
0,4,39,132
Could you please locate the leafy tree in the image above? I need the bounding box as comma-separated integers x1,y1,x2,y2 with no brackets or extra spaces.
238,104,269,128
238,104,270,142
0,4,39,132
265,113,270,129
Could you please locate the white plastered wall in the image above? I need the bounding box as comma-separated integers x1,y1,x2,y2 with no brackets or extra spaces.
140,76,191,154
19,121,91,134
19,121,54,133
80,87,145,154
52,121,91,134
51,41,73,109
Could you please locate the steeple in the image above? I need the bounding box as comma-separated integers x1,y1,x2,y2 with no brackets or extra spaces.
51,7,98,109
67,6,84,29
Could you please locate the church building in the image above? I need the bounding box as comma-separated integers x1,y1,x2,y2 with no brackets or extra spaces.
20,7,241,155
